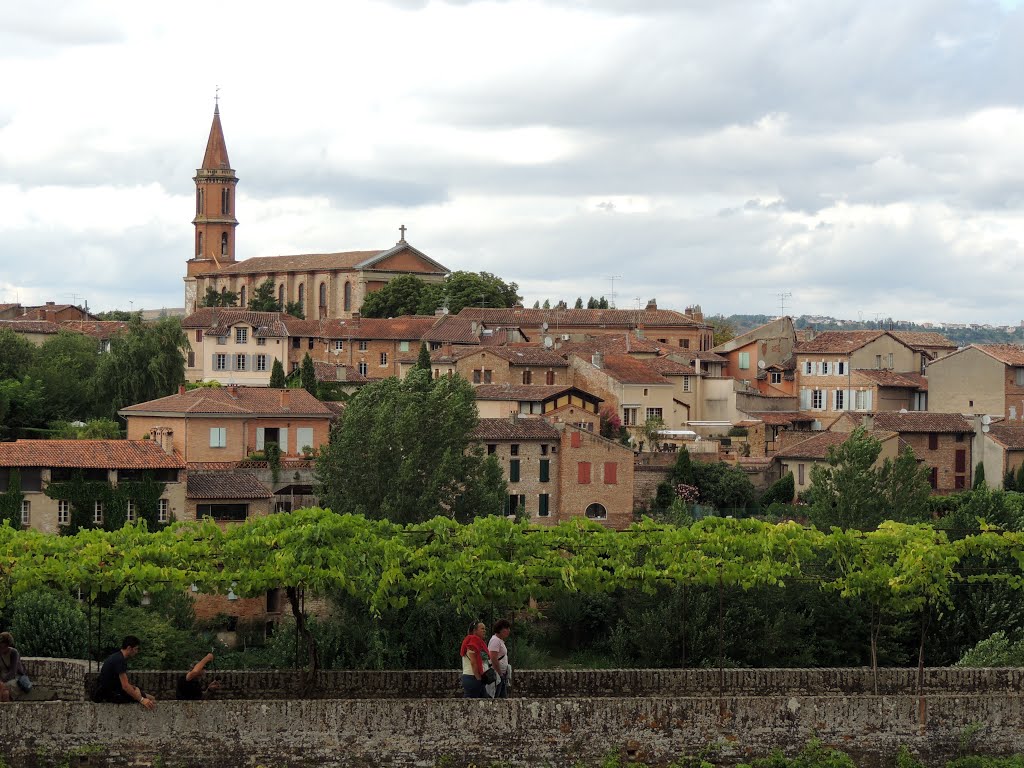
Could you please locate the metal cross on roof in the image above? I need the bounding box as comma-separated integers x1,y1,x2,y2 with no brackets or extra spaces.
399,224,407,241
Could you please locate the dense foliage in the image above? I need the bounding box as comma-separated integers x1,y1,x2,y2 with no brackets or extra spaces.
360,271,521,317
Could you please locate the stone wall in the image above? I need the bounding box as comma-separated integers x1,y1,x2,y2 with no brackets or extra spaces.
6,694,1024,767
23,657,90,701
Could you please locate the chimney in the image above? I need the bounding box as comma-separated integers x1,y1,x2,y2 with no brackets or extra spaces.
510,410,519,425
45,301,55,307
351,312,361,324
178,384,186,395
861,414,874,431
645,299,658,312
592,352,604,369
336,366,345,381
280,389,290,409
228,384,239,398
45,308,55,322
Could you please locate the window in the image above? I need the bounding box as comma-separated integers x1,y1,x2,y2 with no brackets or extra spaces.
834,389,845,411
955,475,966,490
929,467,938,489
257,354,268,372
578,461,591,484
221,187,231,215
812,389,824,410
278,284,285,307
738,352,750,370
838,361,846,375
506,494,525,515
358,362,368,377
240,286,246,307
126,500,136,522
297,428,314,453
770,372,782,385
821,361,830,375
538,494,550,517
298,284,305,305
646,407,663,421
214,354,227,371
334,340,344,351
20,500,29,526
623,407,638,426
292,338,301,349
887,353,894,369
487,444,496,455
539,459,550,482
510,444,519,456
93,501,104,525
955,449,967,473
683,376,693,392
522,370,532,385
473,370,481,384
855,389,871,410
509,460,520,483
546,370,555,385
875,355,882,369
955,433,965,443
359,341,368,352
197,188,204,215
57,500,70,526
380,352,388,367
187,351,195,368
235,354,247,371
928,433,939,450
236,328,248,344
804,361,813,375
797,463,805,485
540,444,549,456
344,282,352,312
643,389,649,397
585,503,607,520
196,330,204,342
319,283,327,314
210,427,227,448
267,589,281,613
256,337,266,346
571,432,581,448
484,370,492,384
1017,369,1024,386
220,233,228,256
681,339,690,349
604,462,618,485
399,341,410,353
308,338,314,350
197,503,247,521
197,231,203,256
519,401,542,415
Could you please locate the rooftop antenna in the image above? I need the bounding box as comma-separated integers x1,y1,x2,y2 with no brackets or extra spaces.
777,291,792,316
64,293,83,307
607,275,622,309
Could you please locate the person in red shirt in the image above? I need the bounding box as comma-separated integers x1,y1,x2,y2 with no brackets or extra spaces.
459,620,491,698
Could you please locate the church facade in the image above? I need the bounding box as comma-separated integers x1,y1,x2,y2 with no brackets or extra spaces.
184,106,450,318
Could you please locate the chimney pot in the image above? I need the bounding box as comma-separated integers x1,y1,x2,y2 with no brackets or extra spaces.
645,299,658,311
592,352,604,369
228,384,239,398
178,384,186,395
280,388,290,408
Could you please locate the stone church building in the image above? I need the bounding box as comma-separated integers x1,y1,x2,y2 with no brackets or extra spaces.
184,106,450,317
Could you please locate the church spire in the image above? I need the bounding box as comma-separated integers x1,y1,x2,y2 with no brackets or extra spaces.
190,101,239,273
201,103,232,170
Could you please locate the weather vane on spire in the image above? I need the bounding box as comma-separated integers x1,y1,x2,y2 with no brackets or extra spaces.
215,85,220,108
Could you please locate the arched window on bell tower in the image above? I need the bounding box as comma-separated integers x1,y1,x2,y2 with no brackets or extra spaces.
221,233,228,256
319,283,327,318
196,189,204,215
222,188,231,215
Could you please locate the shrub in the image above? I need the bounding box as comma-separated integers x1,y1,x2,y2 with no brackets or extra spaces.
956,631,1024,667
7,589,88,658
760,473,795,506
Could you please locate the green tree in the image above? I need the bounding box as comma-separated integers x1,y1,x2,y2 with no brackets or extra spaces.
415,342,431,371
0,328,36,380
574,297,583,309
95,310,141,321
7,589,88,658
94,316,189,417
761,472,795,506
710,315,736,347
586,297,597,308
202,287,239,307
284,300,305,319
425,271,521,315
876,448,933,524
51,419,122,439
598,296,609,309
670,446,697,486
691,460,756,512
0,377,47,440
1015,462,1024,492
360,274,430,318
1005,468,1017,491
29,331,103,421
542,299,551,309
248,278,281,312
300,353,317,396
316,370,506,523
532,300,540,309
973,462,986,490
269,358,286,388
0,469,24,530
807,428,886,530
642,416,666,451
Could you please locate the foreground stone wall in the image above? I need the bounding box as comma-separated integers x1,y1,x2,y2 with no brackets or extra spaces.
5,694,1024,768
109,665,1024,701
23,657,89,701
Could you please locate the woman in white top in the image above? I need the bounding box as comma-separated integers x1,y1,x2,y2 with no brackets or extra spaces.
487,619,512,699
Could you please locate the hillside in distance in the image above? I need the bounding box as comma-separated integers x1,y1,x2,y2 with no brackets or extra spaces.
719,314,1024,348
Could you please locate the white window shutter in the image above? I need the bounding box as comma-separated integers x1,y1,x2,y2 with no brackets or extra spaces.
847,389,854,410
211,354,217,370
280,428,288,454
800,388,811,409
865,390,873,410
256,428,265,450
832,390,839,410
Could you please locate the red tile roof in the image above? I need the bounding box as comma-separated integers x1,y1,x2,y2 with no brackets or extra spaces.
670,349,728,364
853,369,926,388
597,354,672,385
182,309,289,337
987,425,1024,450
870,411,974,433
460,345,569,367
974,344,1024,366
61,320,130,339
0,319,62,335
458,306,707,328
311,361,368,383
212,251,384,275
645,356,697,376
473,384,600,402
775,430,897,460
423,315,480,344
556,334,665,356
0,440,184,469
120,386,334,416
795,331,887,354
746,411,809,426
889,331,957,350
187,472,272,500
471,418,561,441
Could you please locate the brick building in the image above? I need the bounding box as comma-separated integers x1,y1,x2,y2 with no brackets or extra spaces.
184,106,449,317
863,412,975,493
927,344,1024,420
454,346,569,387
473,384,602,429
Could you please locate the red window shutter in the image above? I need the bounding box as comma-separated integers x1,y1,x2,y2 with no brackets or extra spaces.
604,462,617,485
929,467,938,489
955,449,966,473
578,462,591,484
571,432,581,448
928,433,939,450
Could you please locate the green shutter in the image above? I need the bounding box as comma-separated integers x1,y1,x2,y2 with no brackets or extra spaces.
509,459,520,483
540,459,550,483
539,494,549,516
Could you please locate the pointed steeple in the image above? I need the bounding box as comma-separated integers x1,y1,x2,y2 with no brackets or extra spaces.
201,104,232,170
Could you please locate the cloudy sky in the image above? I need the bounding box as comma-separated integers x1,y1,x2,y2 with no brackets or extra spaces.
2,0,1023,324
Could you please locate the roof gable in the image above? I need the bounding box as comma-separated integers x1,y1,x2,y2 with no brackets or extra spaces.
359,243,450,275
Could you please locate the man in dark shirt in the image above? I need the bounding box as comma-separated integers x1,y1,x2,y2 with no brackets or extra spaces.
176,652,220,700
95,636,156,709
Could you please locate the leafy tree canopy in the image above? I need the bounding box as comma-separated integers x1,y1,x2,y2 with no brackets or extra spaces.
202,287,239,308
0,328,36,380
360,271,521,318
95,316,189,418
248,278,281,312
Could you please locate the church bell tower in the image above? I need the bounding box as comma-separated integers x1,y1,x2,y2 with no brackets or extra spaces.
185,103,239,312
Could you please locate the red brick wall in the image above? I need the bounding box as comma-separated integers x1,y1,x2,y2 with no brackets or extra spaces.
900,432,972,493
555,426,634,529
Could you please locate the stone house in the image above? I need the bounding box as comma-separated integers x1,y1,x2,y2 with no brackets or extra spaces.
473,384,602,430
977,423,1024,489
120,385,334,463
927,344,1024,421
862,412,975,493
0,440,186,534
454,346,569,387
712,316,796,394
774,429,901,500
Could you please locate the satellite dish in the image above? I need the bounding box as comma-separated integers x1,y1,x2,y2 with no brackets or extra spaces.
982,414,992,425
982,424,991,433
757,360,767,370
899,408,908,413
542,322,549,331
543,336,553,348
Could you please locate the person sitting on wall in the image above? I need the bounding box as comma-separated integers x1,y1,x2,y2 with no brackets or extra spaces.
94,635,156,709
176,652,221,700
0,632,29,701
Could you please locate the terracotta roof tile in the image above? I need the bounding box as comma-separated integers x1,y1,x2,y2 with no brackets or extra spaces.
645,356,697,376
458,307,707,328
471,418,561,441
212,251,384,276
987,425,1024,450
461,346,568,367
670,350,728,364
61,320,130,339
473,384,593,402
120,387,334,416
853,369,926,388
746,411,807,426
870,411,973,433
182,309,289,337
423,315,481,344
975,344,1024,366
311,361,368,383
0,440,184,469
556,334,664,356
775,430,897,460
0,319,62,335
889,331,957,350
795,331,887,354
595,355,672,385
187,472,272,500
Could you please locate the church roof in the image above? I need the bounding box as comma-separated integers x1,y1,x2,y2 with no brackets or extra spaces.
201,105,231,170
210,241,450,277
